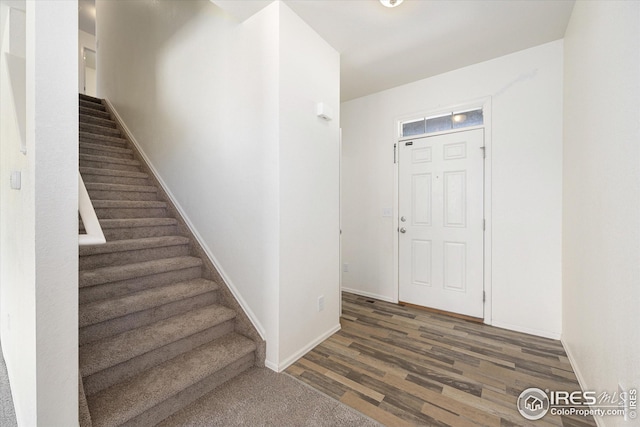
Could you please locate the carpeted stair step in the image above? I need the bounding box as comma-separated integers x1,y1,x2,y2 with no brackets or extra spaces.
80,305,237,393
92,199,167,219
80,256,202,288
80,105,111,120
81,122,122,138
85,182,157,202
81,218,179,240
81,167,149,186
80,131,128,149
79,236,190,269
86,333,256,427
80,142,134,160
80,114,117,129
79,256,203,304
80,93,103,104
80,99,107,112
80,153,142,172
79,278,219,345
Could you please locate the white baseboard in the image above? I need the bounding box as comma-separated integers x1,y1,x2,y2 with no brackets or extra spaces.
341,287,397,303
104,99,266,340
276,323,341,372
490,320,561,340
561,339,605,427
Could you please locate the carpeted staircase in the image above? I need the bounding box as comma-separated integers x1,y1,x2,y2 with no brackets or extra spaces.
78,93,264,427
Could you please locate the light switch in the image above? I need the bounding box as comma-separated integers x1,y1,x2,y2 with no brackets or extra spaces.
10,171,21,190
382,207,393,217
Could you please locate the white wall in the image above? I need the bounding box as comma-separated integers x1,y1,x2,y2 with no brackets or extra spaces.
97,0,340,370
0,0,78,424
562,2,640,425
78,29,95,95
341,40,564,339
278,3,340,367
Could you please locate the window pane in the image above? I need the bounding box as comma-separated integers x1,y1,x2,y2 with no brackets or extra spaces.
452,109,483,129
402,119,425,137
425,115,452,133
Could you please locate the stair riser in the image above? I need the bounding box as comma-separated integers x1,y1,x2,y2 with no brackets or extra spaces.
83,320,236,396
94,207,167,219
80,267,202,303
80,146,134,160
82,174,150,187
80,160,142,173
80,100,106,111
123,354,255,427
80,134,128,149
80,115,117,129
80,123,122,137
80,244,190,270
87,189,157,201
80,107,111,119
79,291,219,346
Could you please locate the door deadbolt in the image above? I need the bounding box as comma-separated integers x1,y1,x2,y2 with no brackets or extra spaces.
400,216,406,222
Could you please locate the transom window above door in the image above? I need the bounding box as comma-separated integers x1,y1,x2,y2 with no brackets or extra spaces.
401,108,483,138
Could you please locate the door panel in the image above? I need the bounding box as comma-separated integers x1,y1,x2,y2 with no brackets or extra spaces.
399,129,484,318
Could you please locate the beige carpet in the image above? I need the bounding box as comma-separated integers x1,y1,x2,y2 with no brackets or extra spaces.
158,367,381,427
0,342,17,427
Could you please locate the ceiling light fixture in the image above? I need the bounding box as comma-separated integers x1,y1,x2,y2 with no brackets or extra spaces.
380,0,404,8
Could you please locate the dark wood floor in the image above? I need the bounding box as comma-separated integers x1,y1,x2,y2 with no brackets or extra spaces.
286,292,596,427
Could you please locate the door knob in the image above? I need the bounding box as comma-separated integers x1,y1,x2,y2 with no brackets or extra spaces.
400,227,406,233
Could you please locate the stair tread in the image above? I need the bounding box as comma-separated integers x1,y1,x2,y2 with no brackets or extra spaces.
88,218,178,229
79,278,218,327
80,131,127,144
92,200,166,208
80,106,110,118
84,182,157,193
80,304,237,377
80,167,148,179
80,100,106,111
79,256,202,288
80,153,141,166
80,115,115,127
86,333,255,427
80,142,133,155
80,94,103,103
80,236,189,257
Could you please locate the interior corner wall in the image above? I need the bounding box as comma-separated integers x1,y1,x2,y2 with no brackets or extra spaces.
0,0,78,424
277,2,340,369
341,40,564,339
562,2,640,425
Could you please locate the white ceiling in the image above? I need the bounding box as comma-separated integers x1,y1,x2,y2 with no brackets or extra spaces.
282,0,575,101
94,0,575,102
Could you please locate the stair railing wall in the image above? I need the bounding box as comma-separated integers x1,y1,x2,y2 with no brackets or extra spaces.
78,171,106,245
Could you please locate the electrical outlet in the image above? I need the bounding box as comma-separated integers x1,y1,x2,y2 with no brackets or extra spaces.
343,263,349,272
318,296,325,312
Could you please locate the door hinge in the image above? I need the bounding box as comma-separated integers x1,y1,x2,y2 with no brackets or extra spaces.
483,291,486,302
394,143,397,164
480,146,486,158
483,219,486,230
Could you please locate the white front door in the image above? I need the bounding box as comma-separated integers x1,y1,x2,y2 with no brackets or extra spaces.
399,128,484,318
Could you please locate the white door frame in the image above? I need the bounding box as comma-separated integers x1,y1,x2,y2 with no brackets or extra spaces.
393,97,493,325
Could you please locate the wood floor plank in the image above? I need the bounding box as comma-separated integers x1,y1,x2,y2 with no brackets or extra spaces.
286,293,597,427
